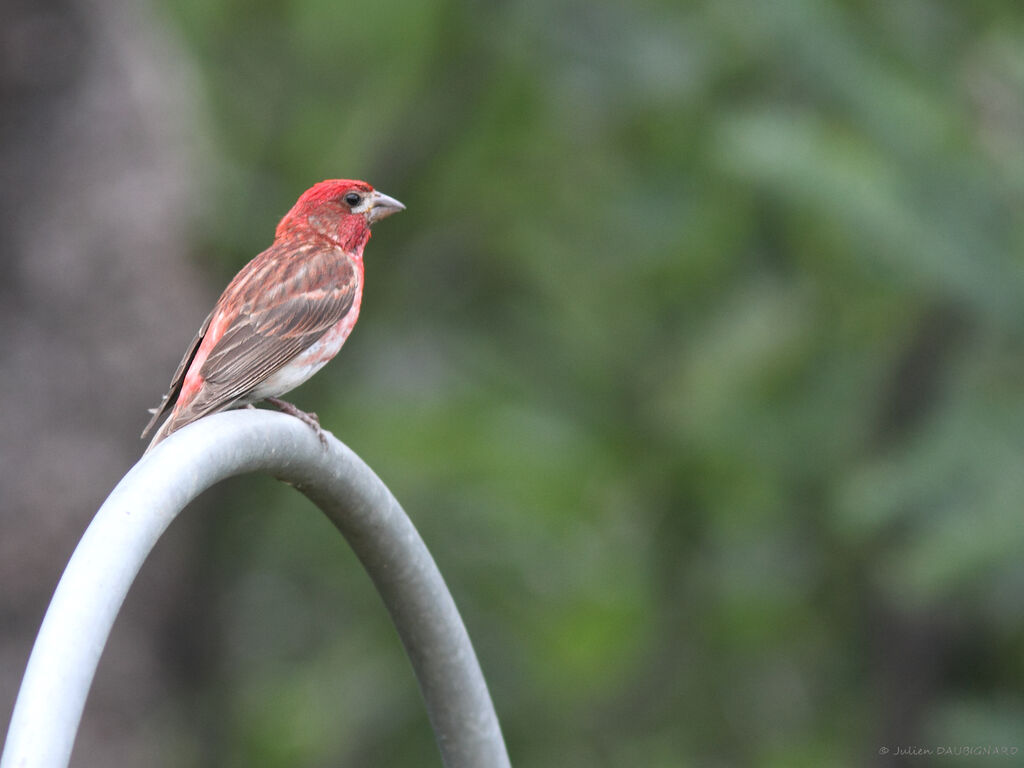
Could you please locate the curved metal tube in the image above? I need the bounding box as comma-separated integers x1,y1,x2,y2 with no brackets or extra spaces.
1,409,510,768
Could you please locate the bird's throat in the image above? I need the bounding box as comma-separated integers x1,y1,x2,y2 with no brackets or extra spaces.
305,212,371,252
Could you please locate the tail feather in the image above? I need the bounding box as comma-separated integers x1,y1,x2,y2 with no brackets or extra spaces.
140,395,172,440
142,411,178,455
143,396,248,455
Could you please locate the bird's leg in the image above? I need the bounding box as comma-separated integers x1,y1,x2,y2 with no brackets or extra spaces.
264,397,328,447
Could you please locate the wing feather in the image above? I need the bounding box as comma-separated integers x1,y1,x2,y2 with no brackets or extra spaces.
157,245,357,433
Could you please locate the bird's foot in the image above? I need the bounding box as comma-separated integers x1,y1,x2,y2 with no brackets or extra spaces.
264,397,329,448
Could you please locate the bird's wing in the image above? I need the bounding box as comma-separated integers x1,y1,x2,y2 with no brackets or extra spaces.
140,310,214,439
166,250,357,426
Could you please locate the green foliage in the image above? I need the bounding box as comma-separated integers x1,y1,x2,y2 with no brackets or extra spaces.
160,0,1024,764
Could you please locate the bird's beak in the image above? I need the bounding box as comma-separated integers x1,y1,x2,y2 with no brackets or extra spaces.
367,190,406,223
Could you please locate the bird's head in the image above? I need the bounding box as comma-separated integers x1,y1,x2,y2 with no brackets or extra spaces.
277,179,405,251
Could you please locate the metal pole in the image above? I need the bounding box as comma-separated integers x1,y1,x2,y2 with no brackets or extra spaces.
1,409,510,768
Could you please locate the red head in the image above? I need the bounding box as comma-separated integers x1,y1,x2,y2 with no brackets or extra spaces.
276,179,405,251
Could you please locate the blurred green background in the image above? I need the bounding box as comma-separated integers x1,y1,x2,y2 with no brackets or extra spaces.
159,0,1024,765
8,0,1024,765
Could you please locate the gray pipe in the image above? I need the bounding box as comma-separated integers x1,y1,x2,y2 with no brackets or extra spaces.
1,409,510,768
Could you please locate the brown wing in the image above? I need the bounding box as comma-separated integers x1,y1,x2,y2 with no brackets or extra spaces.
140,310,214,439
158,246,357,432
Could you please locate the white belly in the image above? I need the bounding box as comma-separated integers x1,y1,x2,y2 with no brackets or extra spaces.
250,298,361,400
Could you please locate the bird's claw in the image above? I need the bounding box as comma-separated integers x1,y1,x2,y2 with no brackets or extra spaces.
264,397,329,448
304,412,330,448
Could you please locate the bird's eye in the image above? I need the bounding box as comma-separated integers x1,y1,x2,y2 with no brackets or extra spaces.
344,192,362,206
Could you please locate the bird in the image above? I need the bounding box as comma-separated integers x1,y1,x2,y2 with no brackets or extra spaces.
141,179,404,452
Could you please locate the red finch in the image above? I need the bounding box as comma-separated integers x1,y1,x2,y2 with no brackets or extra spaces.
141,179,404,451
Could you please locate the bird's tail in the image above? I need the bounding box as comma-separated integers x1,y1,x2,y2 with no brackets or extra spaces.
142,414,176,455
